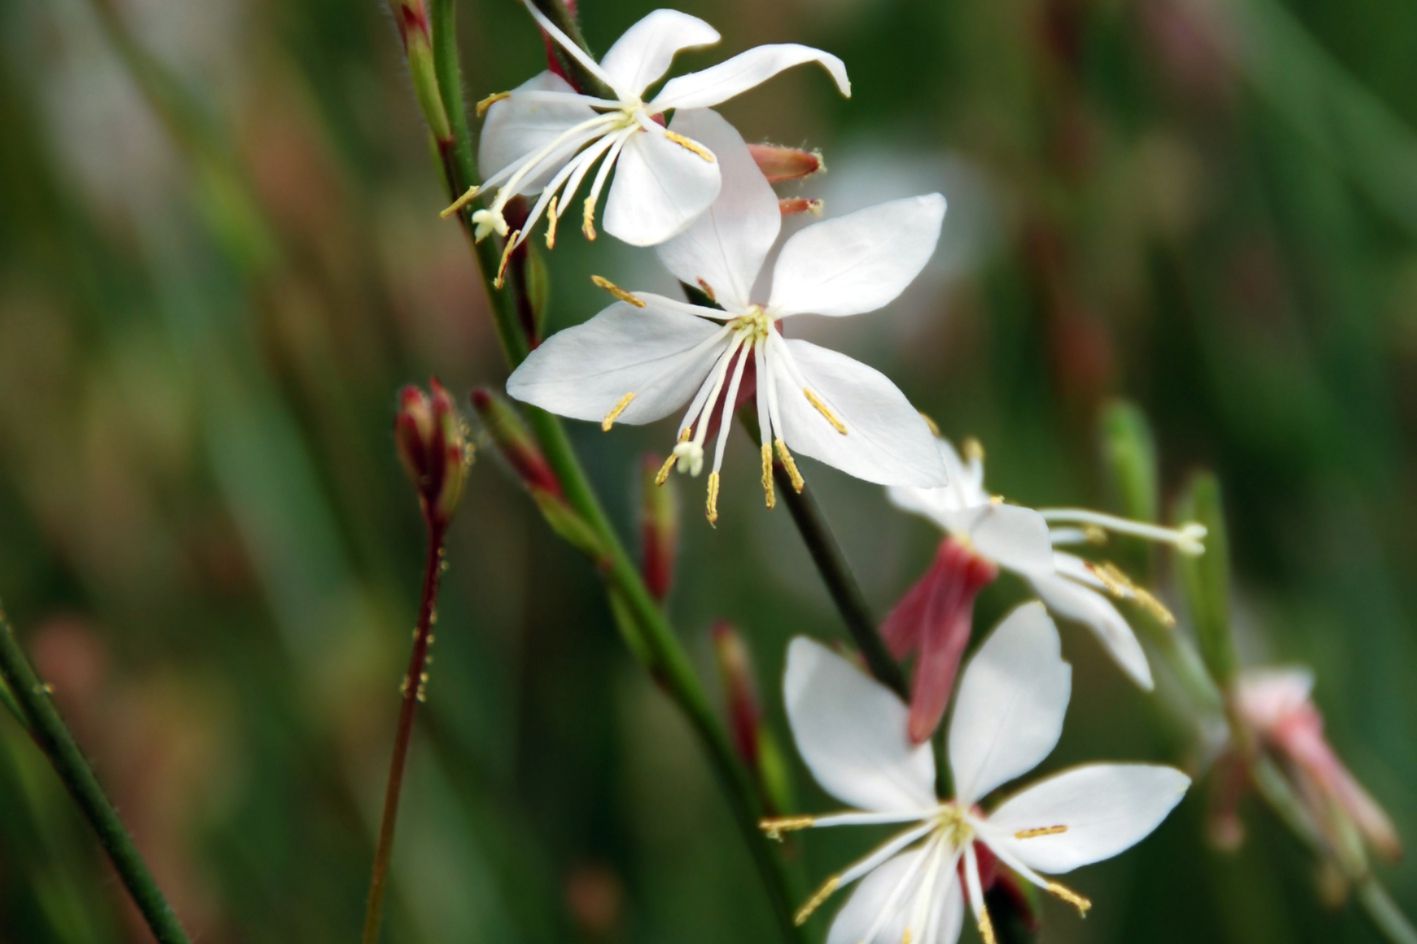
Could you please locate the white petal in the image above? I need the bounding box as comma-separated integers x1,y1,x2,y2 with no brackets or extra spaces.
885,482,955,532
985,763,1190,873
768,194,946,318
654,109,780,310
784,637,936,813
825,851,916,944
967,503,1054,574
650,43,851,111
602,127,722,246
505,301,726,424
947,603,1071,805
1028,563,1154,691
478,72,597,192
598,9,720,99
827,848,964,944
771,338,946,487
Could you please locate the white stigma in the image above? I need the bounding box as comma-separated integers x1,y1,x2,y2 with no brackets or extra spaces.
472,208,509,241
673,440,705,476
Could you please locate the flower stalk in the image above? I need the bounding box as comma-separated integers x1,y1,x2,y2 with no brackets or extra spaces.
0,602,192,944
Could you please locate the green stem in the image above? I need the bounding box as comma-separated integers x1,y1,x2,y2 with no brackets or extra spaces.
0,604,192,944
735,414,907,698
420,4,805,938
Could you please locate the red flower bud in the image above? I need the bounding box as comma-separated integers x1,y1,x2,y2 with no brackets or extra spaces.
470,388,561,498
395,379,470,527
640,453,679,601
748,142,825,183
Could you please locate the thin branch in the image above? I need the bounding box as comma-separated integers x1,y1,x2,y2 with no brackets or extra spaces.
0,602,192,944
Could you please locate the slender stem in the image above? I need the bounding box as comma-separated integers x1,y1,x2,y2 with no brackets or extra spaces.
361,524,447,944
417,5,806,938
0,603,192,944
735,414,908,699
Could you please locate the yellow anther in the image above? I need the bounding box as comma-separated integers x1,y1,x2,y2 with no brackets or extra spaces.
706,471,721,526
793,876,838,925
761,443,776,509
591,274,645,308
1046,881,1092,916
582,197,597,240
440,185,480,219
759,815,815,841
803,388,847,435
1015,825,1069,839
902,931,913,944
494,230,520,289
655,454,678,486
696,278,716,302
1083,524,1108,545
978,911,998,944
663,130,716,162
775,439,805,493
546,196,561,249
1087,562,1176,626
475,90,510,118
963,436,985,463
602,392,636,431
919,411,941,436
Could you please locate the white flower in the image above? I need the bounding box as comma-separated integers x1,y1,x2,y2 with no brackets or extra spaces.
765,604,1191,943
887,435,1208,690
447,1,850,277
506,110,947,523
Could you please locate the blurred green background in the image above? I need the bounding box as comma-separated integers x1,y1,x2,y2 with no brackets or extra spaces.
1,0,1414,940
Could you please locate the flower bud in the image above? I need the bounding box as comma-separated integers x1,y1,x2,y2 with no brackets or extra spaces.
470,388,561,497
395,379,470,527
712,622,794,815
778,197,824,218
748,143,825,183
640,453,679,601
390,0,451,142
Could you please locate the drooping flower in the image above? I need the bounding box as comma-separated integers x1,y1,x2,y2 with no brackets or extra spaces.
444,1,850,276
1216,667,1401,860
884,434,1206,733
763,604,1191,943
506,110,947,523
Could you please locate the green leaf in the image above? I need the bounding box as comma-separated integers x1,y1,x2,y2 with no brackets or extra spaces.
1176,471,1236,685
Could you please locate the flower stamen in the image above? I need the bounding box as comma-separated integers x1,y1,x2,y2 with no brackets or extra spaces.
1086,561,1176,626
602,393,635,431
1014,825,1068,839
761,443,776,509
759,815,816,840
475,91,510,118
494,230,521,289
774,439,805,492
440,185,480,219
803,388,847,435
590,274,645,308
663,130,717,162
1045,881,1092,916
706,471,721,526
545,196,561,248
977,912,998,944
793,875,839,925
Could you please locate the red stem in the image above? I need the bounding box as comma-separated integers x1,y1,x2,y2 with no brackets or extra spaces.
361,521,447,944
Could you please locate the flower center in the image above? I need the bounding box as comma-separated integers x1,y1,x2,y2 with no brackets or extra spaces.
730,305,772,342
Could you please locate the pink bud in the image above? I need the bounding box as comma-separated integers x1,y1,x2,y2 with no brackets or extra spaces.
470,388,561,498
640,454,679,601
712,622,762,771
395,379,470,527
883,538,998,743
778,197,824,218
748,143,825,183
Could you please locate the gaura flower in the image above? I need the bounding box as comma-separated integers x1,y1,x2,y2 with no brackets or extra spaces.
506,110,947,524
764,603,1191,943
444,1,850,276
885,434,1206,721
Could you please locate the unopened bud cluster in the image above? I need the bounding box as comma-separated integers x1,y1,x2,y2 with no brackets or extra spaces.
395,379,470,528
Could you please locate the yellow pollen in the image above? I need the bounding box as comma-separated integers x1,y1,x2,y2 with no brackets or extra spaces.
655,453,678,486
1087,562,1176,626
1015,825,1069,839
803,388,847,435
602,393,635,431
963,436,985,463
494,231,520,289
663,130,716,162
760,443,776,509
774,439,805,493
545,196,561,248
919,411,941,436
793,875,838,925
591,274,644,308
1083,524,1108,545
475,90,510,118
706,471,721,526
902,931,913,944
696,278,716,302
978,911,998,944
440,185,480,219
1046,881,1092,916
582,196,597,240
759,815,815,841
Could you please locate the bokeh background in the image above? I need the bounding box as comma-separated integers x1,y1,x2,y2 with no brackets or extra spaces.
1,0,1414,940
